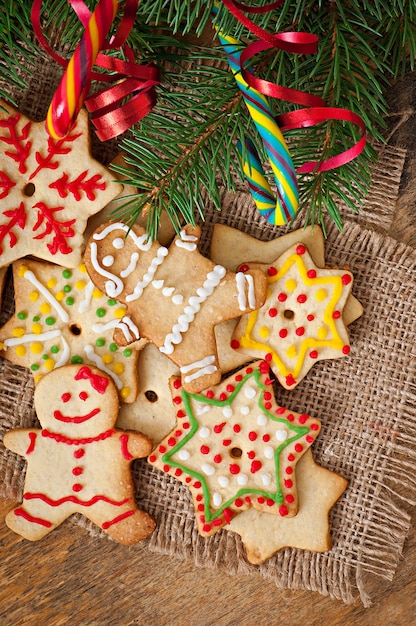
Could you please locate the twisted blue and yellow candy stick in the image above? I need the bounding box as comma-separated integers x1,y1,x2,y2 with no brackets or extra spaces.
215,25,299,225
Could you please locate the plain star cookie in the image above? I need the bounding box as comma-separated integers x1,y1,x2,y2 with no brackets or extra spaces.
3,364,156,545
148,360,321,537
231,243,354,389
84,222,268,393
0,100,121,268
227,449,348,564
0,259,146,402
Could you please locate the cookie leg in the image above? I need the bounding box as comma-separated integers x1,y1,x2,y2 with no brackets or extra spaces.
5,504,63,541
97,506,156,545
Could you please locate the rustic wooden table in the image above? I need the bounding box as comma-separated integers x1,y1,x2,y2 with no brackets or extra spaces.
1,70,416,626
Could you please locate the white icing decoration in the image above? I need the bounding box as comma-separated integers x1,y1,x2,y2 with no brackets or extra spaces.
172,294,183,305
178,449,190,461
201,463,215,476
257,414,268,426
152,279,164,289
222,407,233,418
261,473,272,486
237,474,248,486
217,475,229,488
112,237,125,250
162,287,174,297
244,385,256,399
275,428,288,442
4,329,61,347
196,405,211,416
264,446,274,459
240,405,250,415
55,336,70,368
116,316,140,342
180,355,218,384
125,246,168,302
235,272,256,311
175,230,198,251
93,222,153,252
120,252,139,278
84,344,123,389
160,266,226,355
102,255,114,267
199,426,210,439
78,279,95,313
90,242,124,298
23,271,69,323
212,492,222,507
92,319,120,333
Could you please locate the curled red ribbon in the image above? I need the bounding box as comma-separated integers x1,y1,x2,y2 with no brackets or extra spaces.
31,0,160,141
220,0,366,172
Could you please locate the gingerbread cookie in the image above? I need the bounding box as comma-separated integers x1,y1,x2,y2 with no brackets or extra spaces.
148,360,321,537
0,101,121,268
228,449,348,564
0,259,146,402
231,243,354,389
84,222,268,393
3,364,156,545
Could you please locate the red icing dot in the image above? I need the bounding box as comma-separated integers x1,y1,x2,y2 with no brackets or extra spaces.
342,345,351,355
297,294,307,303
306,435,315,443
298,414,308,424
226,384,235,393
222,439,232,446
307,314,315,321
61,393,71,403
239,264,250,272
234,498,244,508
235,374,243,382
168,437,176,447
295,443,303,453
219,392,227,401
296,244,306,255
200,445,210,455
333,310,341,319
175,468,182,477
172,396,182,405
295,326,305,336
196,494,203,502
257,496,265,504
176,410,186,418
285,466,293,475
286,412,295,422
267,266,277,276
197,503,205,512
284,479,293,488
206,390,214,399
185,476,192,483
233,424,241,433
213,518,223,526
248,431,257,441
79,391,88,401
194,481,202,488
286,494,295,503
74,448,85,459
264,391,272,400
72,467,83,476
182,422,190,429
173,379,182,389
279,505,289,516
231,339,240,349
268,307,278,317
250,460,262,473
279,328,288,338
309,350,318,359
264,402,272,410
264,352,272,363
202,524,212,533
285,374,296,387
213,454,222,463
278,292,287,302
311,423,320,431
158,445,166,453
72,483,83,492
175,429,182,437
262,434,270,442
247,450,256,459
163,464,170,472
229,463,240,475
287,453,295,462
245,366,253,374
245,496,252,504
214,422,226,434
148,455,156,463
307,269,316,278
342,273,352,285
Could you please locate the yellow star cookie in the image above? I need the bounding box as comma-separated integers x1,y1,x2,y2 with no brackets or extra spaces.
227,450,348,564
231,243,354,389
0,259,146,402
0,100,121,268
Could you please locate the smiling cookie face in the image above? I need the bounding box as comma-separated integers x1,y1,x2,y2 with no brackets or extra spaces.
34,364,119,437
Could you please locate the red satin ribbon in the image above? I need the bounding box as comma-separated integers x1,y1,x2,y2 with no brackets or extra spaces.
31,0,160,141
220,0,366,171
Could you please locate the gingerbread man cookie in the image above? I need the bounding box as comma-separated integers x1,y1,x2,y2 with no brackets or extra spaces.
3,364,156,545
84,222,268,393
0,101,121,268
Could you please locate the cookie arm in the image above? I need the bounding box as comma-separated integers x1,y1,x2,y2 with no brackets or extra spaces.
3,429,38,458
118,431,153,460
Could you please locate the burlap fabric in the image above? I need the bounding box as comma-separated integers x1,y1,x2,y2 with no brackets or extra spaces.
0,53,414,607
